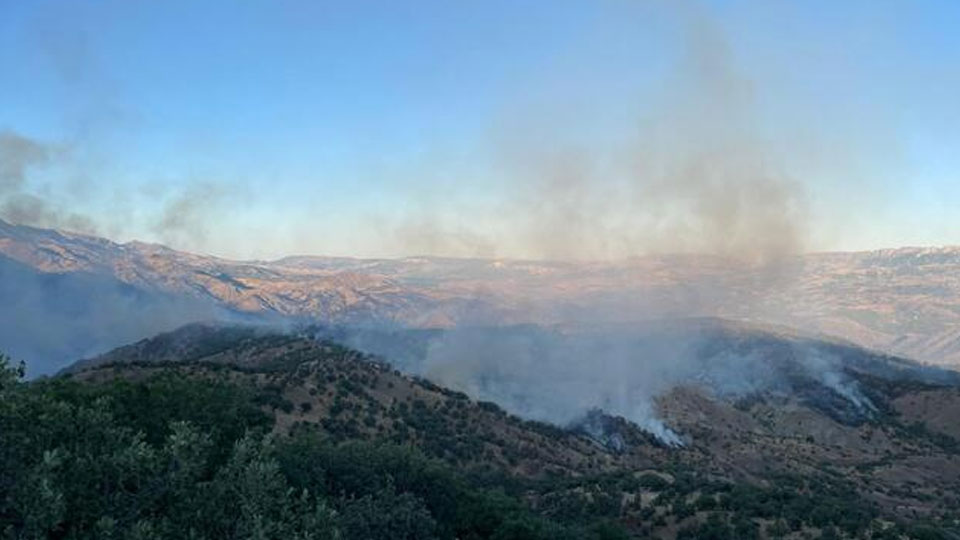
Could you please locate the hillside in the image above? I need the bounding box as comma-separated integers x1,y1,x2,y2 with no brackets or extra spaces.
60,323,960,538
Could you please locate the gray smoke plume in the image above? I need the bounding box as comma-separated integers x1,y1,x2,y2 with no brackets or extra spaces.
366,5,817,443
380,3,809,268
0,131,97,233
0,127,242,254
1,9,116,234
623,5,807,266
419,326,688,445
1,7,234,253
0,5,126,233
0,131,49,190
347,321,876,446
511,6,805,265
151,181,241,254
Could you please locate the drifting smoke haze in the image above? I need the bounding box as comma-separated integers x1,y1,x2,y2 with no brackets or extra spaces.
6,2,813,264
386,4,808,267
0,131,96,233
0,127,241,252
150,181,245,254
0,4,242,254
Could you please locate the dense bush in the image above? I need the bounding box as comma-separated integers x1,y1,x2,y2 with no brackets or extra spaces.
0,354,623,539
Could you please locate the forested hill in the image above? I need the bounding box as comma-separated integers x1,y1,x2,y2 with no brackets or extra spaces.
3,324,960,538
2,352,619,539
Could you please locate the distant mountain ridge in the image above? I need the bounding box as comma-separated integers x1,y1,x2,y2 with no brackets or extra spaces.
0,219,478,334
4,218,960,372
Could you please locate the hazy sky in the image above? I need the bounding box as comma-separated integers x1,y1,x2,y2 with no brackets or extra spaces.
1,0,959,260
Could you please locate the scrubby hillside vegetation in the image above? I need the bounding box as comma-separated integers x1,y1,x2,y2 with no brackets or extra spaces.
4,324,960,539
0,354,624,540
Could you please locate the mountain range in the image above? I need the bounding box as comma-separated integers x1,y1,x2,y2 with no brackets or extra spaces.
4,218,960,374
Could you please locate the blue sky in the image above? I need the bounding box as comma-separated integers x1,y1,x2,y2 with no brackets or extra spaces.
1,0,959,259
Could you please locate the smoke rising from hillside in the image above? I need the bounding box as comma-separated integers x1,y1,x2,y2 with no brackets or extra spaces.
345,322,875,445
151,182,243,254
386,4,808,267
369,5,821,443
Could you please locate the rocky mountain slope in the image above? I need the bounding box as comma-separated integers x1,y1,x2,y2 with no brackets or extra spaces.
64,322,960,537
5,218,960,373
0,219,447,324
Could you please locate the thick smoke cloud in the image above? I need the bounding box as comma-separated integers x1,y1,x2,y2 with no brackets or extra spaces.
345,323,876,445
420,326,689,445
